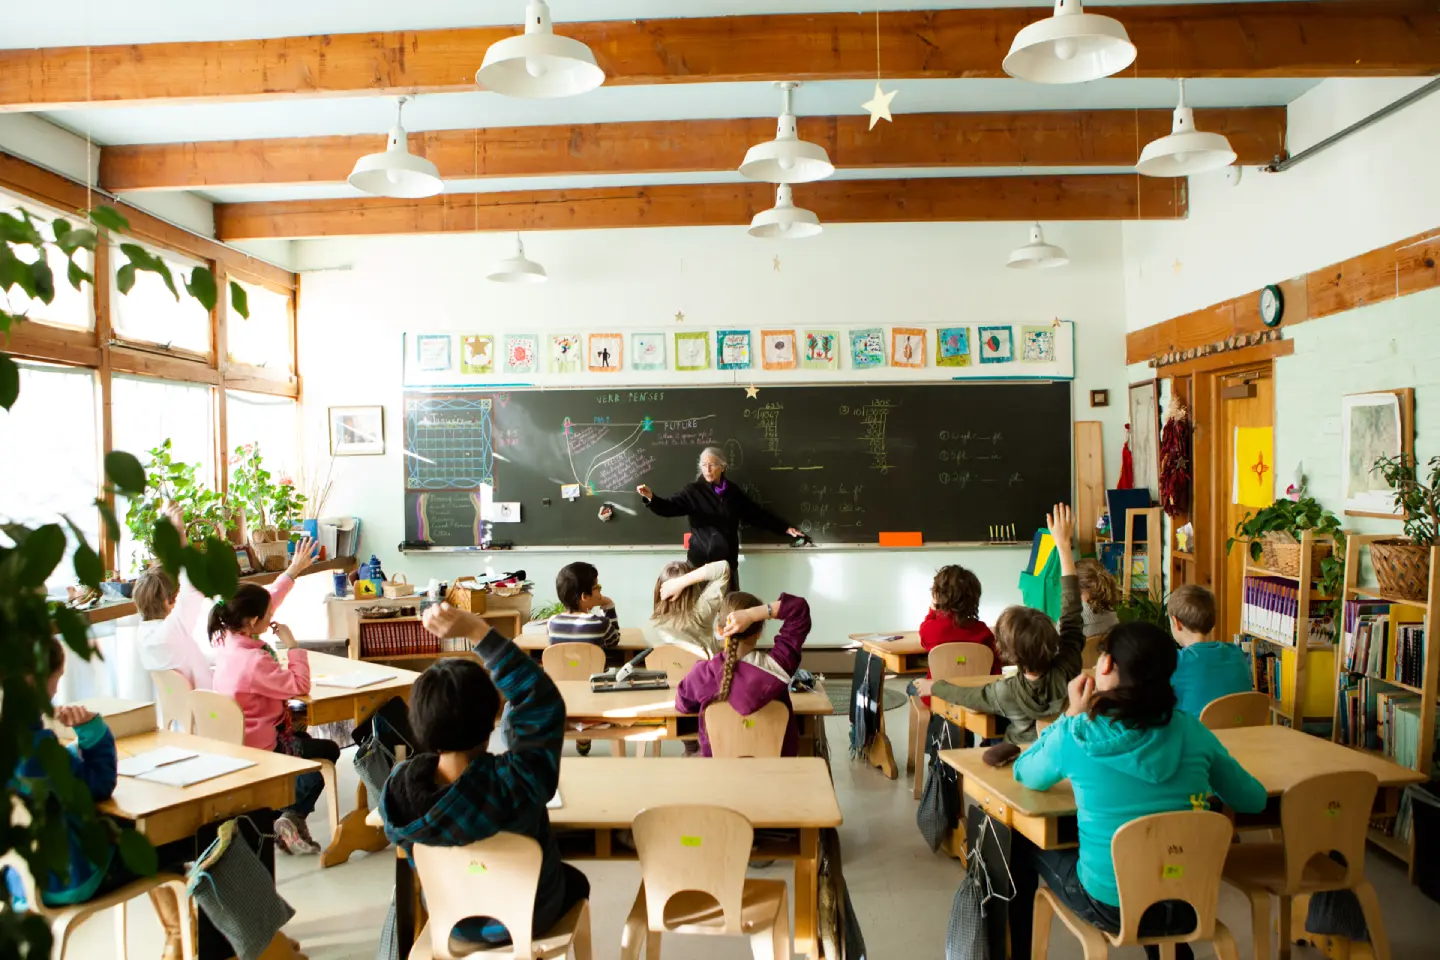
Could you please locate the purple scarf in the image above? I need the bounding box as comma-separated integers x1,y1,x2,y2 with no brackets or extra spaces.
712,478,729,496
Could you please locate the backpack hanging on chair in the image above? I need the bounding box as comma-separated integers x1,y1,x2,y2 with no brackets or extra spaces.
916,719,959,852
354,713,413,811
946,815,1014,960
188,818,295,960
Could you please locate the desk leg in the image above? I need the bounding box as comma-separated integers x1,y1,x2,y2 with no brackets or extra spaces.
795,828,820,960
396,851,416,957
321,780,389,868
864,703,898,780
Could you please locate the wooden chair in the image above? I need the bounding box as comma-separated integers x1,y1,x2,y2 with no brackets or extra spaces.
909,642,995,799
1199,692,1272,730
1222,771,1388,960
3,802,194,960
409,833,592,960
1082,635,1105,671
150,670,193,733
646,645,701,688
541,643,628,757
620,805,789,960
702,701,788,759
186,690,339,847
1033,810,1242,960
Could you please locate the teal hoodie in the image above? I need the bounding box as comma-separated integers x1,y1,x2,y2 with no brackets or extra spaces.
1172,641,1254,717
1013,709,1267,906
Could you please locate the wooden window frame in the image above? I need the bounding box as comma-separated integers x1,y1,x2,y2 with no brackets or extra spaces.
0,154,299,573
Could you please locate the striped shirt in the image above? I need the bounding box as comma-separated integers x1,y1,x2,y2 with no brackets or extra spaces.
546,606,620,649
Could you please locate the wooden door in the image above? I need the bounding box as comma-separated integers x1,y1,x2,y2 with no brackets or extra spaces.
1215,367,1274,644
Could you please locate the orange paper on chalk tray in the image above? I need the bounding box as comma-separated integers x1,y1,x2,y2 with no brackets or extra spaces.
879,532,923,547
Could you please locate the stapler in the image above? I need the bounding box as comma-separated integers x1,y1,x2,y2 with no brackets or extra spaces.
589,647,669,692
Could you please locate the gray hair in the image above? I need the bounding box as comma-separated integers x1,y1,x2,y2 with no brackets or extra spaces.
698,446,728,472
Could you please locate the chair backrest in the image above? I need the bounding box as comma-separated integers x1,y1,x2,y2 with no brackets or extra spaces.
150,670,194,733
541,642,607,681
1082,635,1105,671
413,833,545,960
1278,770,1378,893
1109,810,1234,946
188,690,246,744
702,701,788,758
927,642,995,682
1035,715,1059,734
1198,691,1272,730
632,805,754,937
647,645,701,687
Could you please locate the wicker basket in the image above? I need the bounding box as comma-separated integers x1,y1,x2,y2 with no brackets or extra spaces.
249,529,291,572
1259,532,1333,578
1371,539,1431,602
382,573,416,599
445,578,488,613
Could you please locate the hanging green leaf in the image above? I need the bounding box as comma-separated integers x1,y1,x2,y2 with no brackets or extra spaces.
17,523,65,588
28,258,55,305
0,210,43,246
96,499,121,542
115,262,137,295
0,353,19,411
229,280,249,320
0,245,38,299
201,536,240,599
71,543,103,590
88,205,130,234
66,258,93,292
51,219,71,242
52,606,94,658
151,515,183,575
104,451,147,496
117,829,159,877
56,227,98,255
185,266,218,312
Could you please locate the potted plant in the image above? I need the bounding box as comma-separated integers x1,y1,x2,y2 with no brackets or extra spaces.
1370,454,1440,601
123,438,231,575
1227,496,1346,614
230,444,309,570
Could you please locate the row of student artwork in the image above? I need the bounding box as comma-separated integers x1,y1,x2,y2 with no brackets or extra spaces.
411,324,1059,378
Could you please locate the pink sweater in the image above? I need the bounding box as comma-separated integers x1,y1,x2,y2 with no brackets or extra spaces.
210,576,307,750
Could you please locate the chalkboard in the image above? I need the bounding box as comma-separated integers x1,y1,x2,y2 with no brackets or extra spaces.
402,383,1072,547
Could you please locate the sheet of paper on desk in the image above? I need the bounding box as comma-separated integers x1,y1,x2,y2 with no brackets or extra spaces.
857,634,903,643
547,791,562,809
313,672,398,689
134,754,256,787
118,746,199,777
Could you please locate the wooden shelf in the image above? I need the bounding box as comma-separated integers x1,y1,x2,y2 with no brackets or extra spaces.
1367,825,1413,865
361,650,475,663
1344,585,1430,608
78,555,357,625
1173,551,1196,562
1338,671,1437,698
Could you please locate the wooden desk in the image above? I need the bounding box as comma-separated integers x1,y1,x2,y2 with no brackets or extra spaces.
392,758,841,960
851,632,925,674
554,680,833,756
513,626,649,652
931,676,1004,740
300,652,421,867
103,731,317,847
941,725,1427,852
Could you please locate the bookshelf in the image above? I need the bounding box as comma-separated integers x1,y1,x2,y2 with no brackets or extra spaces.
1334,534,1440,877
329,594,524,661
1120,505,1164,602
1239,530,1339,729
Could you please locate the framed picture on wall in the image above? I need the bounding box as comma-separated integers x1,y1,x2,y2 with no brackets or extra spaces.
1342,388,1414,517
1128,379,1160,498
329,405,385,456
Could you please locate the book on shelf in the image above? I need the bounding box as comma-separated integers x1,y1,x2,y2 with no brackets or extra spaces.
1241,575,1335,648
1336,675,1440,767
1340,599,1426,686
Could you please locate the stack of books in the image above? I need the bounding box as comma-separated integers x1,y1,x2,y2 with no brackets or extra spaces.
1341,599,1427,686
1336,675,1440,766
1241,576,1335,647
360,619,437,658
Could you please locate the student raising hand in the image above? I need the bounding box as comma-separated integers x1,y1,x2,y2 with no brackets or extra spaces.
162,502,189,547
422,602,492,641
285,537,320,578
1047,503,1077,576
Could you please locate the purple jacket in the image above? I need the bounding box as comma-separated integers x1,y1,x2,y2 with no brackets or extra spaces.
675,593,810,757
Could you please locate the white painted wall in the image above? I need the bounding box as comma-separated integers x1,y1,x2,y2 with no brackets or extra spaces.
295,221,1132,644
1122,79,1440,331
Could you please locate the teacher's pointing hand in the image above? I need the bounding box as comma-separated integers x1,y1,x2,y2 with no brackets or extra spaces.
636,484,653,501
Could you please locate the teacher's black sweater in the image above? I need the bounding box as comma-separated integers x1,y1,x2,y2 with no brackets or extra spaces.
644,479,794,585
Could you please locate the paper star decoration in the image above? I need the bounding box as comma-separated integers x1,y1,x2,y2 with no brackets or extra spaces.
674,310,685,323
773,255,781,273
744,385,760,399
862,82,898,130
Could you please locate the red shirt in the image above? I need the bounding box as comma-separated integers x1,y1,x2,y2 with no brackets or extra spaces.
917,610,1000,707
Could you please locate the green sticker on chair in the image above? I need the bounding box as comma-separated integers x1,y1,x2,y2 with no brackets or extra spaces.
209,711,218,719
742,718,755,728
681,835,702,848
1162,864,1184,880
567,659,579,667
956,655,966,664
468,861,487,874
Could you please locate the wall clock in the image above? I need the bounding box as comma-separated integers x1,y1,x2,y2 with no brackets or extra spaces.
1259,284,1284,327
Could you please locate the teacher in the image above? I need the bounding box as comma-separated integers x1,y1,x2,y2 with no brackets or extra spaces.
637,446,803,591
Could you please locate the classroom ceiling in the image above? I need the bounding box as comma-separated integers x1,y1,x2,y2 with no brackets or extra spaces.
1,0,1434,243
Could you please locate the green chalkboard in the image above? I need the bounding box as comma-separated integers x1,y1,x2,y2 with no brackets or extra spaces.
402,382,1072,547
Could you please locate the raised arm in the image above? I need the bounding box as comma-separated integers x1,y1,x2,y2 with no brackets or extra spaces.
1047,504,1086,676
638,484,694,519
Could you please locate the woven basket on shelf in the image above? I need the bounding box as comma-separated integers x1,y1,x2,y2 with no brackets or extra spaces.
249,528,291,572
1370,539,1431,602
1259,532,1333,578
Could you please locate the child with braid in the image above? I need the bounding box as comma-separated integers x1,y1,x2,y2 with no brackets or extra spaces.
674,591,811,757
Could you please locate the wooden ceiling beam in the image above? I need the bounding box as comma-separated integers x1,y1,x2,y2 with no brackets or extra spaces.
100,107,1285,192
3,2,1435,111
213,174,1186,240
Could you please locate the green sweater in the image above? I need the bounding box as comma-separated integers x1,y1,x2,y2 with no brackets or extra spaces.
931,575,1085,744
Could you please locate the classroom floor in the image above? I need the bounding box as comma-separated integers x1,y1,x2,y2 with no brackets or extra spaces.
77,684,1439,959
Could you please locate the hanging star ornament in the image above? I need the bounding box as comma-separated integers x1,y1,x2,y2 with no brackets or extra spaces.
862,82,898,130
674,310,685,323
773,255,782,273
745,385,760,399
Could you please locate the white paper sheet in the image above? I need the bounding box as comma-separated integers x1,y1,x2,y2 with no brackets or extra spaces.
547,791,562,809
134,754,255,787
118,746,199,777
312,672,397,690
856,633,902,643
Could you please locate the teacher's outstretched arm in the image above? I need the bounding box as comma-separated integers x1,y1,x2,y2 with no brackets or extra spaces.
637,483,691,518
731,485,803,540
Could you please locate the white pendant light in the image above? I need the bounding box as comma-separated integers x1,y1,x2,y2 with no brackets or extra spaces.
739,82,835,184
1007,223,1069,270
1137,79,1238,178
476,0,605,99
487,235,548,284
749,185,822,239
1003,0,1136,85
348,98,443,199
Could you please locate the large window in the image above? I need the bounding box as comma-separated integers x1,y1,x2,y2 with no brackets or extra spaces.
111,376,215,574
227,281,293,373
226,390,298,479
0,192,94,331
110,240,211,355
0,363,99,592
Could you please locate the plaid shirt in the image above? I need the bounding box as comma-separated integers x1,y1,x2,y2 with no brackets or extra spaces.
381,630,565,943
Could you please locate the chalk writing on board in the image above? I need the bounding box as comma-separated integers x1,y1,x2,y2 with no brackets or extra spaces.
851,400,898,474
594,449,657,492
744,402,784,457
567,425,611,454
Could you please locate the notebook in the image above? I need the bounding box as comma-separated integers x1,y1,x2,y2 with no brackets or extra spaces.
133,754,256,787
313,672,397,690
118,746,199,777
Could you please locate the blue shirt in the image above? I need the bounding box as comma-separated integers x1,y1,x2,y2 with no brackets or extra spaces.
1173,641,1254,717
